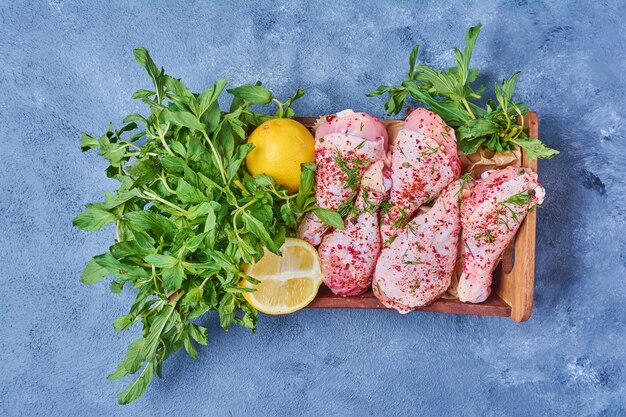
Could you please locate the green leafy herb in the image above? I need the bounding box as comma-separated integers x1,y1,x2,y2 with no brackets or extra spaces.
474,230,494,244
456,172,473,206
368,24,559,159
498,190,533,206
402,260,424,265
73,47,337,405
333,150,370,218
497,189,538,225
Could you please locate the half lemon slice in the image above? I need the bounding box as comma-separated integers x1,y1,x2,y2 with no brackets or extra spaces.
242,238,323,315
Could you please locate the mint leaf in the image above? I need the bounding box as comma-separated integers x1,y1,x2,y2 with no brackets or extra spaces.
182,285,204,307
125,211,176,238
296,163,316,211
162,109,204,132
176,178,206,204
456,118,499,141
117,361,155,405
160,156,186,174
73,207,117,231
187,202,212,220
162,265,184,290
511,136,560,160
81,133,100,151
188,324,208,345
170,141,187,158
113,314,134,331
133,47,160,84
311,207,344,230
198,79,227,116
227,84,272,104
123,113,147,123
144,254,178,269
109,239,154,259
226,143,253,182
142,306,175,358
107,338,146,381
366,85,392,97
242,213,279,254
94,253,150,281
164,75,192,98
183,335,198,360
81,258,109,284
407,44,419,80
131,89,155,99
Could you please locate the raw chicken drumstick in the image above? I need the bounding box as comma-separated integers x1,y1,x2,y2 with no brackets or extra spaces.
457,166,545,303
373,179,462,313
380,108,461,246
297,109,388,246
318,161,391,296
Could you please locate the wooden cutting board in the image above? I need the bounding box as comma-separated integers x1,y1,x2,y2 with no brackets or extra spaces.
296,112,539,322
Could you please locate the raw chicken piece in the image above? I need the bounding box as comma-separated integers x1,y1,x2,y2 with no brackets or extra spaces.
297,109,388,246
380,108,461,246
457,166,545,303
318,161,390,296
373,179,462,312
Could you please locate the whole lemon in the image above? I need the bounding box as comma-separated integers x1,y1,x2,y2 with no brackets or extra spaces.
246,118,315,192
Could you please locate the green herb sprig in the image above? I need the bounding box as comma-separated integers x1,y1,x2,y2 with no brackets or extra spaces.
73,47,341,404
368,24,559,159
333,150,370,218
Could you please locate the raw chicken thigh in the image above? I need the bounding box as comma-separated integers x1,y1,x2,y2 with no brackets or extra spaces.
318,161,390,296
380,108,461,246
297,110,388,246
373,179,462,312
457,166,545,303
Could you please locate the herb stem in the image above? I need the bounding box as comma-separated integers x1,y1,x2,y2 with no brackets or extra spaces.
159,174,176,194
125,141,142,151
155,124,174,156
232,178,251,196
272,98,284,117
462,99,476,119
269,188,297,201
231,198,258,242
115,202,126,242
151,265,158,290
142,191,189,216
201,130,228,185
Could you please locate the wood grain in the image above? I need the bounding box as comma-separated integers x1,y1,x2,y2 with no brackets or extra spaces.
308,286,512,317
295,114,538,321
495,112,539,322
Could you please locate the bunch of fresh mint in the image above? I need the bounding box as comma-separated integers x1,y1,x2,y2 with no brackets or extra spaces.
368,24,558,159
73,47,341,404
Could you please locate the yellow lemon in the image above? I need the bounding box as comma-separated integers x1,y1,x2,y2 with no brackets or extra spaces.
246,118,315,192
241,238,323,315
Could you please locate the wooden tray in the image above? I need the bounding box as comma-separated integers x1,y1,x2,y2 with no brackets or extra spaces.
295,112,539,322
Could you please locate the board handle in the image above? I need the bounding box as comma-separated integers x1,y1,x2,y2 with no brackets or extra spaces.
496,112,539,322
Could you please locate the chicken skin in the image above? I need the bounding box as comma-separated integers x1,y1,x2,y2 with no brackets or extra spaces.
380,108,461,246
373,179,462,312
318,161,390,296
457,166,545,303
298,109,388,246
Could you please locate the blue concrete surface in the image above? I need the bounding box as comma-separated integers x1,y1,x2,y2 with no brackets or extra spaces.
1,1,625,416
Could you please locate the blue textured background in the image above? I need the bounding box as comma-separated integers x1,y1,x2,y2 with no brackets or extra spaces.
1,1,625,416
